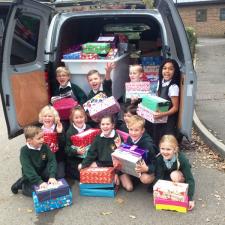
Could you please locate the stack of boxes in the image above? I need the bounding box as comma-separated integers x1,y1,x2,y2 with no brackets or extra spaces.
137,95,169,123
153,180,189,213
79,167,117,197
32,178,72,213
111,144,148,178
141,56,163,95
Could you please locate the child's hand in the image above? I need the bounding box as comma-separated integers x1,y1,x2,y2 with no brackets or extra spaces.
78,163,82,171
114,136,122,148
105,62,115,80
39,182,48,189
114,174,120,186
153,111,165,119
77,147,86,155
188,200,195,211
48,178,58,185
56,121,63,133
113,158,122,170
135,160,149,173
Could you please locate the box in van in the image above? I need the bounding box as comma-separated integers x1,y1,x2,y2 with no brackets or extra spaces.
0,0,197,140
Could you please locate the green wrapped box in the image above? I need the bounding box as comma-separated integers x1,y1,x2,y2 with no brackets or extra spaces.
142,95,170,112
82,42,110,55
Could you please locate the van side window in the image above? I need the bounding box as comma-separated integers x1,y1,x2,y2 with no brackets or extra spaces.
10,15,40,65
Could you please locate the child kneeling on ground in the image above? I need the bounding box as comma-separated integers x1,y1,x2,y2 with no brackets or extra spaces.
11,126,59,197
119,115,158,191
155,134,195,210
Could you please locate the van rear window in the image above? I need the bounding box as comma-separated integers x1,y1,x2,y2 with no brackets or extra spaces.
10,15,40,65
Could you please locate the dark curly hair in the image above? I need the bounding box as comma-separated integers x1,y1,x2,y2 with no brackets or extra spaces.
158,58,181,95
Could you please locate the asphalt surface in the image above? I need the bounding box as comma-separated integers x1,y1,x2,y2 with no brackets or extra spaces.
194,38,225,157
0,37,225,225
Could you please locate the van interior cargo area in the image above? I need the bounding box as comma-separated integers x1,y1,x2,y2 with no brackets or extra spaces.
52,15,163,98
57,15,162,65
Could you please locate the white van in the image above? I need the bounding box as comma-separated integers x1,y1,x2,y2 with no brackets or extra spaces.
0,0,196,140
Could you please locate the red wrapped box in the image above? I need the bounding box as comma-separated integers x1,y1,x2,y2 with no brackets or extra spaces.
80,167,115,184
80,53,100,60
53,97,78,120
43,132,58,153
70,128,101,147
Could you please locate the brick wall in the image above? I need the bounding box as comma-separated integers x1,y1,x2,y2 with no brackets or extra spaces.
177,4,225,37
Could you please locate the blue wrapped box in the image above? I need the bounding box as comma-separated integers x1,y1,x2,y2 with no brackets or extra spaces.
33,190,72,213
79,183,117,198
63,51,81,59
34,178,70,202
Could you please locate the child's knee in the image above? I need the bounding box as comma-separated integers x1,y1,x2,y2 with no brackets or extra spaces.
140,173,155,184
170,171,184,182
123,183,134,192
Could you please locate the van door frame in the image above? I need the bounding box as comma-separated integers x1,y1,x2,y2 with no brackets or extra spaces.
155,0,197,140
0,0,53,138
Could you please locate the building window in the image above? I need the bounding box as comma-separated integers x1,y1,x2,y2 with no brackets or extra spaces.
220,8,225,21
196,9,207,22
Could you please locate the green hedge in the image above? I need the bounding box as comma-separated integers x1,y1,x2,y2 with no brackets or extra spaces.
186,27,197,58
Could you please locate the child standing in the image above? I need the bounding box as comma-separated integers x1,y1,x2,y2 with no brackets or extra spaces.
125,64,144,104
65,106,91,179
52,66,87,105
39,105,66,178
119,115,158,191
153,58,180,145
79,115,120,185
11,126,58,196
155,135,195,210
86,62,115,100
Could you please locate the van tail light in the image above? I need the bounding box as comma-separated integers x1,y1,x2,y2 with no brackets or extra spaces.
44,71,51,102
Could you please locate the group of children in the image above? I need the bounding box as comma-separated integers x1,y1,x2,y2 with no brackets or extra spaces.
11,59,195,211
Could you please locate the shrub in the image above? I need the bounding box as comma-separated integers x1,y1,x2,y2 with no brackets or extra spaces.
186,27,197,57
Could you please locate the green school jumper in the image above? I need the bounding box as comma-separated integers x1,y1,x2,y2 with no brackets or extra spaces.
155,152,195,200
81,131,119,168
20,144,57,185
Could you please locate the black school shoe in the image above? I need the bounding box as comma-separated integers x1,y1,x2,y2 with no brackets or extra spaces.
11,177,24,194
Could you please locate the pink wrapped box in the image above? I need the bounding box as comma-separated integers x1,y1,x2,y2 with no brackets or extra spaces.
125,81,150,99
154,196,189,213
137,103,168,123
153,180,189,202
88,96,120,121
53,97,78,120
83,92,107,112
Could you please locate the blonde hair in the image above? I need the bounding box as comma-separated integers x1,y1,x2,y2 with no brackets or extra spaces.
24,126,42,140
159,135,180,169
56,66,70,77
70,105,87,124
39,105,60,124
86,69,101,79
129,64,144,73
127,115,145,129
